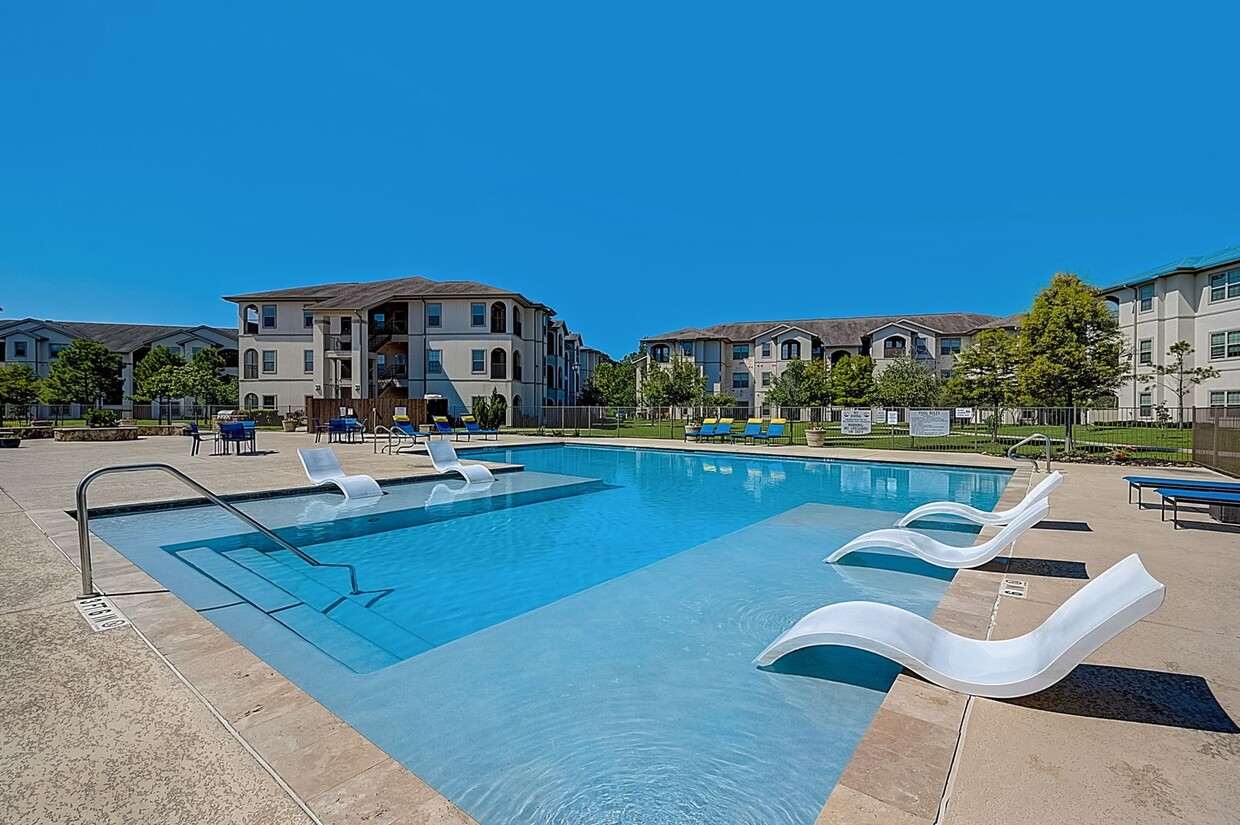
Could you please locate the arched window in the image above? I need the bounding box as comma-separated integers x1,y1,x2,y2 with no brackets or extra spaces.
243,392,258,408
490,348,507,379
512,394,521,416
491,302,507,334
651,344,670,363
780,340,801,360
513,349,523,381
244,305,259,335
830,350,849,366
883,335,907,356
243,349,258,379
513,307,523,336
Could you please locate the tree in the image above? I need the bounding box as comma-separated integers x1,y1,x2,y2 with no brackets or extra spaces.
0,363,41,423
592,357,638,407
180,347,236,417
943,329,1020,441
41,339,124,412
875,356,940,408
471,387,509,429
640,356,705,406
828,355,876,406
765,359,831,408
132,346,186,423
1141,340,1219,426
576,380,605,406
1019,272,1127,450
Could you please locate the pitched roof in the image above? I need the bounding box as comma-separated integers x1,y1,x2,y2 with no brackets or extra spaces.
1100,242,1240,290
222,275,552,313
643,312,1004,346
0,318,235,352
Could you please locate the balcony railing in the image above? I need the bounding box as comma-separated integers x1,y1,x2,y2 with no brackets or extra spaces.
326,335,352,351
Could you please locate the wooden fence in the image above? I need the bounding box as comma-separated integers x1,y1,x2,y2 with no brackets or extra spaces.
1193,407,1240,478
305,397,429,434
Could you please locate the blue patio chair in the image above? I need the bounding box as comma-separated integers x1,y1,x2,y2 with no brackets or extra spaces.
343,417,365,442
461,414,499,440
239,420,257,453
186,421,218,456
730,418,764,444
328,418,349,444
753,419,788,444
312,417,324,443
219,422,247,455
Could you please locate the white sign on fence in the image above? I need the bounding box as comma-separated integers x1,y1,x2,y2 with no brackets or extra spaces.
841,408,872,435
955,407,974,420
909,409,951,437
394,406,407,417
885,410,900,425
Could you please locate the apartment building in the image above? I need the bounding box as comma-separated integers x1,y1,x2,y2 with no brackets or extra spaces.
0,318,237,417
638,312,1019,410
224,275,585,422
1101,242,1240,414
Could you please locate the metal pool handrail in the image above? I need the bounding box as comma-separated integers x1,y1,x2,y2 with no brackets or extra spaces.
75,463,362,597
1007,433,1051,473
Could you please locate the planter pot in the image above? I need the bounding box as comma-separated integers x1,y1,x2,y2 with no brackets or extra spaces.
0,438,20,448
805,429,827,448
282,420,301,432
684,425,701,442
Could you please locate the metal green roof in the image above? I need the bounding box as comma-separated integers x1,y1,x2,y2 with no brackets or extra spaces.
1101,242,1240,291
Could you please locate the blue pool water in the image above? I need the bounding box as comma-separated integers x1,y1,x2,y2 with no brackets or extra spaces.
92,445,1010,824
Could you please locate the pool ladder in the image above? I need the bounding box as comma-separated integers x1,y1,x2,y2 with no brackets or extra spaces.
75,463,363,598
1007,433,1051,473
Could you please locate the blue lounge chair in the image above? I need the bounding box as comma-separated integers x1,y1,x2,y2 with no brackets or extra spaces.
730,418,763,444
688,418,718,442
753,418,788,444
1124,475,1240,506
461,414,499,440
703,418,735,442
432,416,467,440
1154,487,1240,529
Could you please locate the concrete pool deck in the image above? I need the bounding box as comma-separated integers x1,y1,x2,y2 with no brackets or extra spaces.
0,430,1236,823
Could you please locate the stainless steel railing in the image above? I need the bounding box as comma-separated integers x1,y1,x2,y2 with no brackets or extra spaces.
1007,433,1051,473
75,463,363,597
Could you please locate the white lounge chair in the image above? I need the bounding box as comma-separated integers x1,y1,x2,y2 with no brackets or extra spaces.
297,447,383,499
756,554,1164,698
425,440,495,484
897,471,1063,527
826,499,1048,569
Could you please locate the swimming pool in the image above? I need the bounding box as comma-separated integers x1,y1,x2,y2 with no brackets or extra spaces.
92,444,1010,823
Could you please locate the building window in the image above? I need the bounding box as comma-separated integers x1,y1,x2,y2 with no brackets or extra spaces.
883,336,907,356
243,349,258,379
1210,269,1240,302
304,311,314,329
472,349,486,373
651,345,670,363
1208,390,1240,407
491,348,507,379
780,341,801,360
303,350,314,374
428,350,443,374
1138,339,1153,365
939,338,961,356
513,307,523,336
732,344,749,360
1139,392,1152,418
191,346,204,357
13,340,27,358
49,343,65,358
427,303,442,327
491,302,507,333
513,350,523,381
244,305,259,335
732,372,750,389
761,342,771,358
761,371,772,387
244,392,258,408
262,305,277,329
682,342,693,356
1209,330,1240,360
1138,284,1154,312
262,394,277,408
261,350,276,373
471,303,485,327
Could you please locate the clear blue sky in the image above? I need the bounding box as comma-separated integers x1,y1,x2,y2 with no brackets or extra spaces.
2,3,1237,358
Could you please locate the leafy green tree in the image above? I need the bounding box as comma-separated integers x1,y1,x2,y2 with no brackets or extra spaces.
827,355,876,406
875,356,940,408
471,387,508,429
1019,272,1127,449
943,329,1019,441
592,357,638,407
180,347,236,416
1141,340,1219,426
576,380,605,406
133,346,186,423
765,359,832,407
698,391,738,406
640,356,704,406
41,339,124,411
0,363,42,423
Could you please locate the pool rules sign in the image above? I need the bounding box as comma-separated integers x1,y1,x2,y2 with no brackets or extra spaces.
909,409,951,437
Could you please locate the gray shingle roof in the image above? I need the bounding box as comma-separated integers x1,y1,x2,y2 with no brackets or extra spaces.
643,312,1006,346
223,275,552,313
0,319,236,352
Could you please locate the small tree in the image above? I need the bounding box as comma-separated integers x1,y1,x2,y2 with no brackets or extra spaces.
593,357,638,407
0,363,42,424
641,356,705,408
1141,340,1219,427
41,339,124,413
828,355,876,407
1018,272,1128,450
875,356,940,408
471,387,509,430
576,380,605,406
944,329,1019,441
133,346,186,423
180,347,236,418
765,359,831,408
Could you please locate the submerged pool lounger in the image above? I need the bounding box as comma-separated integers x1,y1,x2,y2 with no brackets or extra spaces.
898,471,1062,527
298,447,384,499
1124,475,1240,506
827,499,1049,569
426,440,496,484
1155,487,1240,529
757,554,1165,698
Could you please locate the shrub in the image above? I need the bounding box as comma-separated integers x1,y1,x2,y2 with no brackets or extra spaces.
84,408,119,428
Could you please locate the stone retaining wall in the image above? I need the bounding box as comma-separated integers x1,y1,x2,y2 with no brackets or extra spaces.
53,427,140,442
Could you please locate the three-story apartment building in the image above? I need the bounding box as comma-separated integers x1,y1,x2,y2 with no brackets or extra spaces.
1101,243,1240,415
224,275,574,422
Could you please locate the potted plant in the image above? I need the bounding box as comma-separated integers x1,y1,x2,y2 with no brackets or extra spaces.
684,419,702,439
282,410,306,432
805,426,827,448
